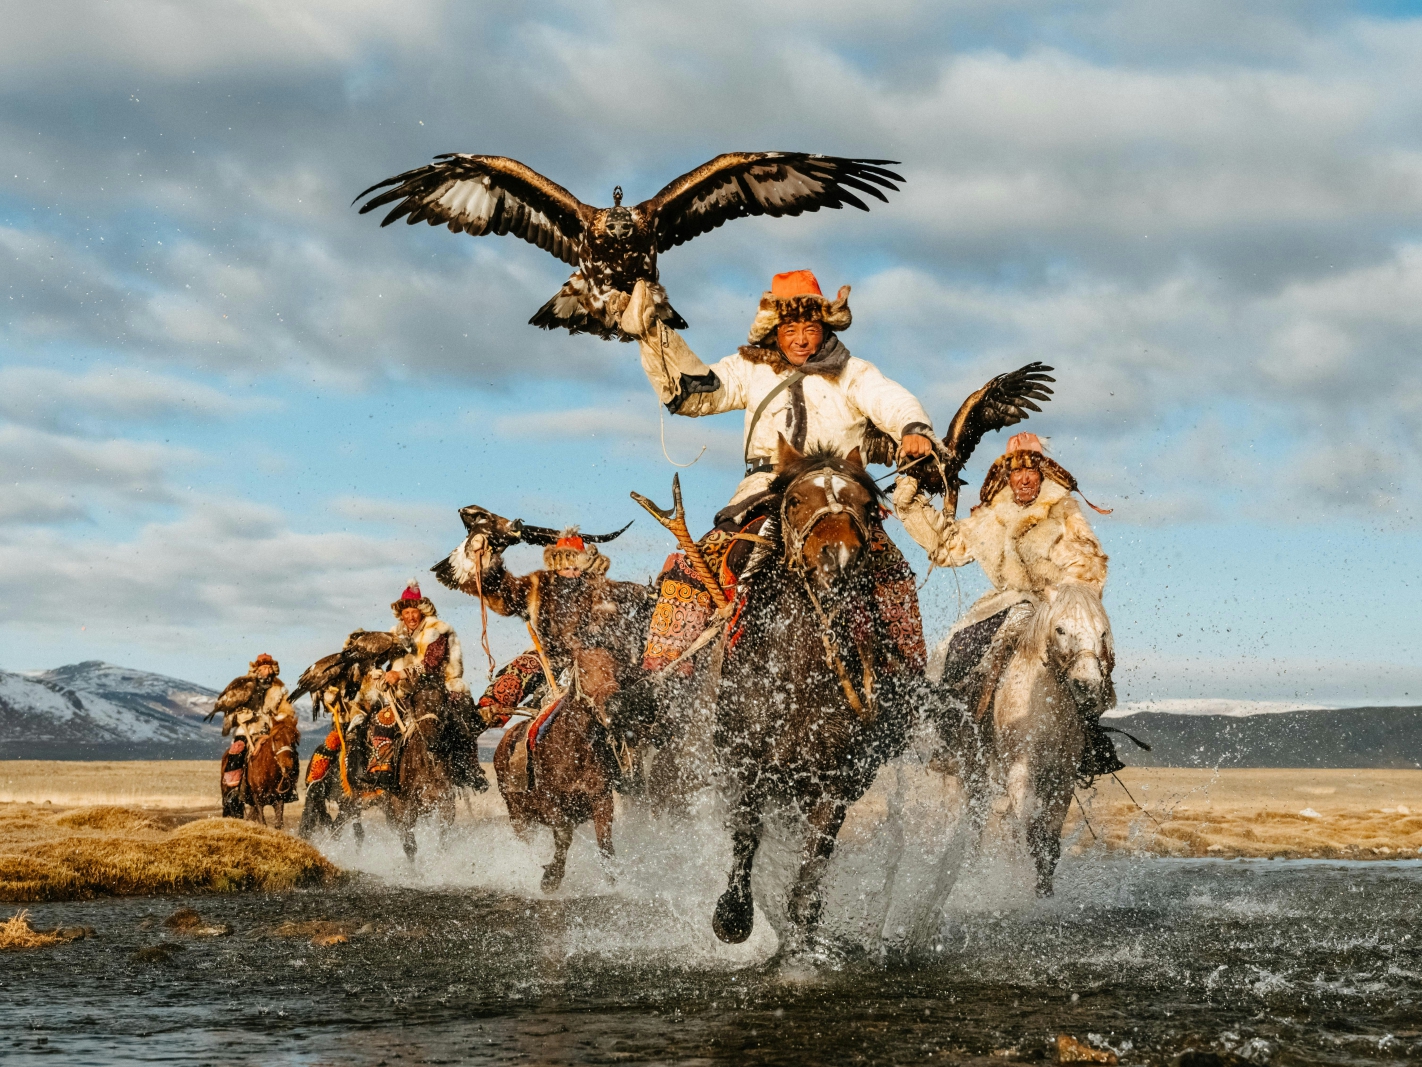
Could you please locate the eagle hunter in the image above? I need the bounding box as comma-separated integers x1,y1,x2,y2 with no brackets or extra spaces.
354,152,903,340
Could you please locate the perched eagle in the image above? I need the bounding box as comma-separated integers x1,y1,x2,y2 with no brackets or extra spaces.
432,506,632,591
206,675,261,721
290,630,404,709
898,362,1056,504
355,152,903,340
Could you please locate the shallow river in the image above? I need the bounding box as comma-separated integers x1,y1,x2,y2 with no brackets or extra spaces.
2,795,1419,1066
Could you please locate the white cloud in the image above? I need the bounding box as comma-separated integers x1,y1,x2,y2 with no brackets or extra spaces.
0,366,259,432
0,1,444,82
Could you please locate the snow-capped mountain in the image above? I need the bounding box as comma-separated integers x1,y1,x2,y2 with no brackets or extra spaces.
0,660,223,758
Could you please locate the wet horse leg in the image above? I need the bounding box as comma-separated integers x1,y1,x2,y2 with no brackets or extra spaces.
272,800,284,831
713,795,764,944
786,795,848,939
542,823,574,893
592,792,616,882
1027,769,1073,897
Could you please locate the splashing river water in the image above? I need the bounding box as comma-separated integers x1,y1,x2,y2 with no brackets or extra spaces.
2,788,1419,1065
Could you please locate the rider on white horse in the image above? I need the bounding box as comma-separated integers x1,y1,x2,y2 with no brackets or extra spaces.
926,432,1122,777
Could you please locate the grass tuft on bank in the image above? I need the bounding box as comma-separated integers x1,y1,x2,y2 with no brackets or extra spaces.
0,805,340,902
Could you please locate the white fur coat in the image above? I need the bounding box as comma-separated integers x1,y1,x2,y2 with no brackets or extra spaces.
389,616,470,696
940,479,1108,627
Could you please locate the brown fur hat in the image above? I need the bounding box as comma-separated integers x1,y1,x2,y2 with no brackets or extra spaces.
391,579,437,618
979,444,1113,515
747,270,852,345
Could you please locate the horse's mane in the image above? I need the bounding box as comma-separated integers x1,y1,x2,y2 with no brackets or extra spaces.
1023,582,1112,662
766,446,890,507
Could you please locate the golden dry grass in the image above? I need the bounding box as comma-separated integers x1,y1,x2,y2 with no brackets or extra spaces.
0,909,87,950
0,802,341,902
1064,767,1422,860
0,760,220,809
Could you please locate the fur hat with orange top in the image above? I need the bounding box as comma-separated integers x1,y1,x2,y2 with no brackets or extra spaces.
248,652,280,675
746,269,852,346
978,433,1112,514
542,528,610,576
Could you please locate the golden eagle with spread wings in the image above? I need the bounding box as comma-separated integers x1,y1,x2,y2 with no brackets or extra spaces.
891,362,1056,509
355,152,903,340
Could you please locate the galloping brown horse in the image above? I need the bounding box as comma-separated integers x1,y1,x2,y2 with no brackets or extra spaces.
378,687,459,859
494,647,622,892
239,714,301,829
711,440,924,948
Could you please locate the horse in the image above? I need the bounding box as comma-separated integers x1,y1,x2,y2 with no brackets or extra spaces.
297,684,458,859
237,713,301,829
710,440,923,948
931,581,1115,896
494,647,622,893
379,685,459,859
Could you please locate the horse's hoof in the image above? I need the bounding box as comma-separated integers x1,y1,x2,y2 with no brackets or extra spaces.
713,887,755,944
540,865,565,894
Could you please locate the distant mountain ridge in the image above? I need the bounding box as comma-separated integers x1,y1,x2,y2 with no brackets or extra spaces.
1112,705,1422,769
0,660,224,760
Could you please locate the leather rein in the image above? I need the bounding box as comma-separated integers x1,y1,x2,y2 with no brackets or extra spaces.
778,467,878,723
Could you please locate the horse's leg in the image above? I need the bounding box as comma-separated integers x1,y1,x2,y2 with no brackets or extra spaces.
592,792,616,882
713,795,763,945
786,795,848,941
541,823,574,893
272,800,284,831
1028,771,1073,897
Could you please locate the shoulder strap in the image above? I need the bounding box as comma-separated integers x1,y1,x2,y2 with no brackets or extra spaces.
744,370,805,466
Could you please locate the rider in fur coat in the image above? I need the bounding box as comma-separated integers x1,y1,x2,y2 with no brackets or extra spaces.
620,270,932,677
344,581,484,791
218,653,299,805
445,530,651,724
927,433,1120,776
622,270,935,526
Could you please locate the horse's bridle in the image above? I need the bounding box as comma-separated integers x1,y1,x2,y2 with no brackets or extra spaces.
779,468,873,576
779,467,877,724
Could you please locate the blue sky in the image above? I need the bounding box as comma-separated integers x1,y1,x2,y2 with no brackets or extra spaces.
2,1,1420,704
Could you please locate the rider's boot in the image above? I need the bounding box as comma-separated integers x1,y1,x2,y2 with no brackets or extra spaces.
1078,718,1125,781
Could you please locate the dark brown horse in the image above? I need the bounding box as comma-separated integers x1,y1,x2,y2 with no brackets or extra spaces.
379,687,459,859
494,647,622,892
711,440,924,947
299,685,457,859
237,714,300,829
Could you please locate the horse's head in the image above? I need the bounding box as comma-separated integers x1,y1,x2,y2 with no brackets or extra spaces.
572,646,620,728
772,438,882,592
1039,583,1115,715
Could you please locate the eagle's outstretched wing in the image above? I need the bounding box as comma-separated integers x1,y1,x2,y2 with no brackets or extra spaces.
343,630,401,663
940,362,1056,474
643,153,904,252
355,155,592,267
207,675,255,721
290,653,344,705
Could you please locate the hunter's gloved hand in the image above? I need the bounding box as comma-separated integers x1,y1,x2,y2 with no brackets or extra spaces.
619,279,661,339
893,475,955,568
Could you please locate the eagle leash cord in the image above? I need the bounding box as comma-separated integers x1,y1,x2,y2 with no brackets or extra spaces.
470,551,497,681
652,320,706,469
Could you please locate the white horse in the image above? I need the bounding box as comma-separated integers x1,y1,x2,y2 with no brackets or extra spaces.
931,581,1115,896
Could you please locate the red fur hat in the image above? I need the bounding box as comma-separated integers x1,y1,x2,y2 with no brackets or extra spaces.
543,528,608,575
391,578,437,617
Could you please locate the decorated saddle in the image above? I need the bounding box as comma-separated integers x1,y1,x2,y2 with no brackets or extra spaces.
640,516,926,677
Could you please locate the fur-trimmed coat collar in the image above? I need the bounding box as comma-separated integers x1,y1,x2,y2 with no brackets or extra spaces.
389,615,469,696
940,480,1108,628
737,333,851,379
